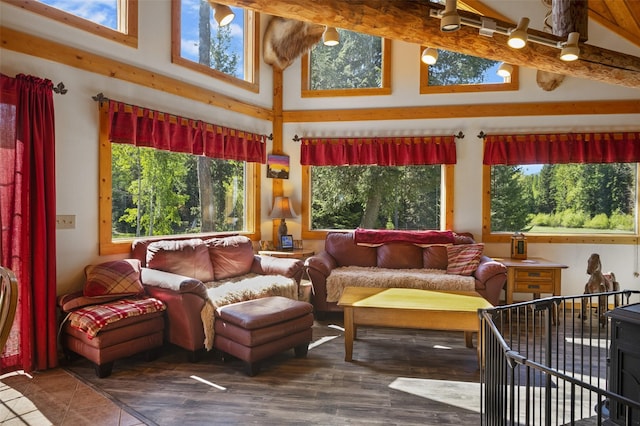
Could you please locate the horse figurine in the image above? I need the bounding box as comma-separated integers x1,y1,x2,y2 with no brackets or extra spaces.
581,253,619,326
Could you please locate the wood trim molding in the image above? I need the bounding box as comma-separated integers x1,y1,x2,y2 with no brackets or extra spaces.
283,100,640,123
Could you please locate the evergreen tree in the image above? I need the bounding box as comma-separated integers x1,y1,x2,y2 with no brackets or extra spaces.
491,165,529,232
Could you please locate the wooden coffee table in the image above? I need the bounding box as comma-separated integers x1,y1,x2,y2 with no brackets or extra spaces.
337,287,493,362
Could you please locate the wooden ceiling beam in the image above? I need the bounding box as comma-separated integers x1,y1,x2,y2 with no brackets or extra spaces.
216,0,640,88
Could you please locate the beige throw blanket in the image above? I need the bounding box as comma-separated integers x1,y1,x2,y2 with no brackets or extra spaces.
326,266,475,303
200,273,297,350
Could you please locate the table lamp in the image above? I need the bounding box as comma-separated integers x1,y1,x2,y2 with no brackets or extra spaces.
270,196,296,248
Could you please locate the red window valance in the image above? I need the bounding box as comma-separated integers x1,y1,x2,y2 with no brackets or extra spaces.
483,132,640,165
300,135,457,166
108,99,266,163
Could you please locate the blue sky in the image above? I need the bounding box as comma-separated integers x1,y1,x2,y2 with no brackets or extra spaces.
40,0,245,75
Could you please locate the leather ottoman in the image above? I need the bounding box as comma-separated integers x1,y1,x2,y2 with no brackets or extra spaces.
214,296,314,376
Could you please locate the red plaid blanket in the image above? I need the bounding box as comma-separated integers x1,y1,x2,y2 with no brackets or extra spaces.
68,298,166,339
354,228,455,245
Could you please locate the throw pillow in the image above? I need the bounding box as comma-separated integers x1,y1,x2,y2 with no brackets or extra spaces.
146,238,215,283
83,259,145,297
206,235,254,280
446,243,484,276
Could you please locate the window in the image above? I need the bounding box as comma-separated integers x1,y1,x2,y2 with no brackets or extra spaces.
301,31,391,97
98,101,261,255
420,48,519,94
16,0,138,47
482,132,640,243
172,0,259,93
307,165,445,230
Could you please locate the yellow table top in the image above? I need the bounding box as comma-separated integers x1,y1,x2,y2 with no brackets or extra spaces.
338,287,493,312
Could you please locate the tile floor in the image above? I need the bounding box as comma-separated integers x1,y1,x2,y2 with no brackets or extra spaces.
0,369,142,426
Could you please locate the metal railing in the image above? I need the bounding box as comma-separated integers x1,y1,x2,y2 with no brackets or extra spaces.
480,290,640,425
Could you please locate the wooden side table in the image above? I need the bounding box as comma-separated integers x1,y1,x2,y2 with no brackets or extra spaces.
258,249,315,260
499,257,568,304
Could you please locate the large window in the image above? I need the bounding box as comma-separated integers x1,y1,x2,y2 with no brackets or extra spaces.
420,48,519,94
309,165,442,230
482,132,640,243
301,30,391,97
488,163,637,236
14,0,138,47
172,0,259,92
98,101,261,255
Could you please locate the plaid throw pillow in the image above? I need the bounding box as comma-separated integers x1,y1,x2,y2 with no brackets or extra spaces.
446,243,484,276
83,259,144,297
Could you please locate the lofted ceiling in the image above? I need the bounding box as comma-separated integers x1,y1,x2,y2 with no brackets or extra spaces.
589,0,640,48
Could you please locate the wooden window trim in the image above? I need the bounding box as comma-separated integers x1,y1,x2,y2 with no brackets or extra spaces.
6,0,138,48
419,46,519,95
301,164,453,240
98,102,261,255
481,163,640,245
171,0,260,93
301,38,391,98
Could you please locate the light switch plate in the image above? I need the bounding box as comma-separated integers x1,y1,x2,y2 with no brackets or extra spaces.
56,214,76,229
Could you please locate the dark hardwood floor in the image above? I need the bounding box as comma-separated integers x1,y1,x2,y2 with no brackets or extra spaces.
3,314,484,425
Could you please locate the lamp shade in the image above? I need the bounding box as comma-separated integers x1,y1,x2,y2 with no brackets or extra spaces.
508,17,529,49
270,196,296,219
497,62,513,78
421,47,438,65
209,2,235,27
323,26,340,46
440,0,461,32
560,32,580,61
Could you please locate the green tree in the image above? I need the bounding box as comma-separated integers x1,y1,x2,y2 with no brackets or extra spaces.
428,51,496,86
491,165,530,232
310,30,382,90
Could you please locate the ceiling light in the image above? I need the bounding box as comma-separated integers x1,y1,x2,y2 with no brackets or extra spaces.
560,32,580,61
323,26,340,46
508,17,530,49
210,3,235,27
497,62,513,77
421,47,439,65
440,0,461,32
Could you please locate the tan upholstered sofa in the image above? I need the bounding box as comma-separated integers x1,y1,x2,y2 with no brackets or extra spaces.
130,235,304,360
305,230,507,316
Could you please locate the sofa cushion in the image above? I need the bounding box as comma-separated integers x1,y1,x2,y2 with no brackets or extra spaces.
446,243,484,276
423,245,449,270
146,238,215,283
83,259,145,298
326,232,377,267
377,243,423,269
206,235,254,280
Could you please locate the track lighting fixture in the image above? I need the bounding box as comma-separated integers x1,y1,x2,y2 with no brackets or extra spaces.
508,17,529,49
209,2,235,27
439,0,461,32
429,7,580,62
421,47,439,65
560,32,580,61
323,26,340,46
496,62,513,78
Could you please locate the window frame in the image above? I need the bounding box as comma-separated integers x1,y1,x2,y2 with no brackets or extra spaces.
8,0,138,47
301,164,454,239
98,102,261,255
481,163,640,244
419,46,519,95
171,0,260,93
301,37,392,98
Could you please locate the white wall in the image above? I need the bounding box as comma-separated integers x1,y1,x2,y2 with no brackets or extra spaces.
2,0,640,298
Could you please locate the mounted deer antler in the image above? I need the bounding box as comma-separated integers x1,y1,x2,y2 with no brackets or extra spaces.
263,17,325,70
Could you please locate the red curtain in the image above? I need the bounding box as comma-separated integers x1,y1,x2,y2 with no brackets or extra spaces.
109,100,266,163
0,74,58,373
300,135,457,166
483,132,640,165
